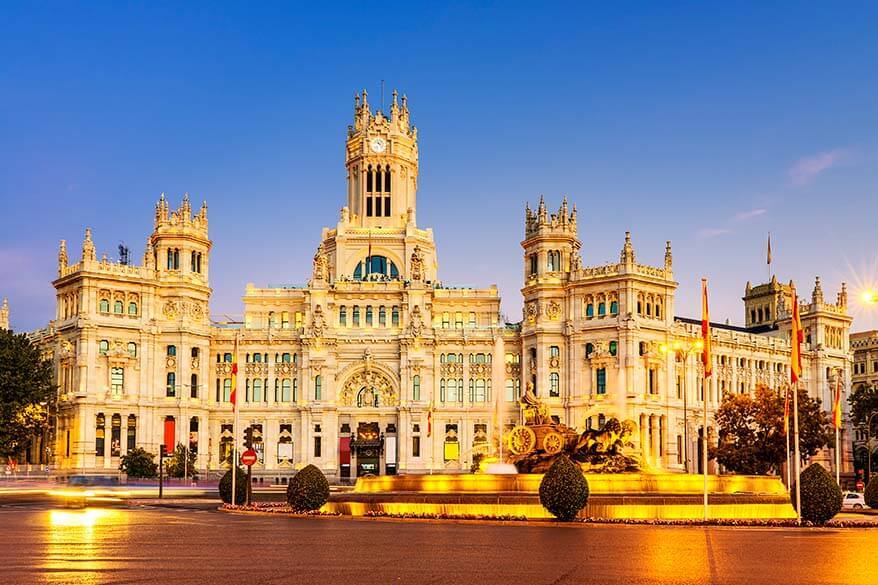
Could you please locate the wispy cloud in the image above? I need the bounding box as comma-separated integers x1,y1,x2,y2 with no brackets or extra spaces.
789,149,847,186
696,228,733,240
733,208,767,222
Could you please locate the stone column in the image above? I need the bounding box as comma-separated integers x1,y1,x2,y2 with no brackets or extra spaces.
650,415,660,469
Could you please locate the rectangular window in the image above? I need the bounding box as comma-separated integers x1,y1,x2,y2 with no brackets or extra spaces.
550,345,560,358
676,435,683,465
596,368,607,394
223,378,231,402
391,306,400,327
468,312,476,328
412,375,421,401
366,306,373,326
366,197,373,216
166,372,176,397
454,312,463,329
384,196,391,216
314,436,322,458
339,307,346,326
315,375,322,400
412,436,421,458
110,367,124,395
648,368,657,394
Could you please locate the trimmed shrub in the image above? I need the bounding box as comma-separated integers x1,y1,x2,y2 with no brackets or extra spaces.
219,466,247,505
119,447,158,478
286,464,330,512
539,455,589,521
790,463,842,524
864,477,878,509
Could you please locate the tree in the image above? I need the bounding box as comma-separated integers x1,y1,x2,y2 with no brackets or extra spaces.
119,447,158,478
165,442,198,479
538,455,589,521
286,464,330,511
791,463,842,524
219,467,247,505
711,385,832,475
0,330,55,458
849,384,878,432
864,477,878,509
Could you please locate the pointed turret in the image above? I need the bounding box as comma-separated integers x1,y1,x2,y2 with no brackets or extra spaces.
838,282,848,308
0,297,8,330
812,276,824,304
58,239,68,274
82,228,96,262
664,241,673,270
620,231,635,264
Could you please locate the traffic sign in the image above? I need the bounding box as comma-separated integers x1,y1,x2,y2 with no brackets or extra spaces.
241,449,258,466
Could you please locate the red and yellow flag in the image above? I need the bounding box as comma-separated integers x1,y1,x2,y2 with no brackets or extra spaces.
701,278,712,377
230,362,238,408
790,287,804,384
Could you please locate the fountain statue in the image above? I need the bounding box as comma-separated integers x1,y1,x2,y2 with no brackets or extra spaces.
505,383,641,473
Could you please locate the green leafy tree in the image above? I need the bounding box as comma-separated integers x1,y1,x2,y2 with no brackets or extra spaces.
849,384,878,434
711,385,832,475
119,447,158,478
165,442,198,479
864,477,878,509
286,464,330,511
791,463,842,524
0,330,55,458
538,455,589,521
219,467,247,505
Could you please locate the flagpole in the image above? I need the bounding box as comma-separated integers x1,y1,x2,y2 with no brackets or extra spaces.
231,332,239,504
700,278,711,521
832,369,841,486
790,286,802,525
793,380,802,524
785,386,791,491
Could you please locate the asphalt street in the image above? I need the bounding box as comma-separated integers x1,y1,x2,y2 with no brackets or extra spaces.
0,505,872,585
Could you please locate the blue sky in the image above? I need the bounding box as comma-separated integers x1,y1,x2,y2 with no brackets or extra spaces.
2,2,877,332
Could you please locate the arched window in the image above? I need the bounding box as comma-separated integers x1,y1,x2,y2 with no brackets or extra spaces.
167,249,174,270
637,301,643,315
586,303,594,318
655,300,662,318
292,378,298,402
173,249,180,270
412,375,421,401
598,302,606,316
99,339,109,355
167,345,177,357
127,342,137,357
353,256,400,280
114,300,124,314
95,413,105,457
339,306,347,326
314,375,322,400
379,306,387,326
281,379,291,402
166,372,176,397
353,306,361,326
609,341,618,356
127,415,136,451
223,378,231,402
99,298,110,313
128,302,137,315
454,312,463,329
610,300,619,315
252,379,262,402
549,372,560,397
585,343,594,357
391,306,400,327
190,374,198,399
646,302,652,317
365,305,373,326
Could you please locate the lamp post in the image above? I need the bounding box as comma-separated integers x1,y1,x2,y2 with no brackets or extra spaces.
661,338,704,473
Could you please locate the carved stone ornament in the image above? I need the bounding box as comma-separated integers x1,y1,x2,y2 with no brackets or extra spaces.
311,305,326,337
163,300,180,320
312,243,329,282
546,301,562,321
410,245,424,281
409,305,424,337
339,369,398,407
525,302,538,323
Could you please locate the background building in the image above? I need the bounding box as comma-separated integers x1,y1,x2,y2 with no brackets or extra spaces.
27,93,854,481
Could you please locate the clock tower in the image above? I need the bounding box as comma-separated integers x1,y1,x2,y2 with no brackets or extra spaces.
345,89,419,229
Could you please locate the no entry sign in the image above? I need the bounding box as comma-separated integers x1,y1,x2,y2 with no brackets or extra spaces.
241,450,258,466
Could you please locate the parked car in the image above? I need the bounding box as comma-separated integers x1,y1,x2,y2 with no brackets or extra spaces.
841,491,868,510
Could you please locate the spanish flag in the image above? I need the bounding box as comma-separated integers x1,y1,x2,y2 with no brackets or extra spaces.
230,362,238,408
701,278,712,377
790,287,803,384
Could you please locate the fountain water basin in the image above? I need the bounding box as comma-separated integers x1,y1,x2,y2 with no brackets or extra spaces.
324,472,797,520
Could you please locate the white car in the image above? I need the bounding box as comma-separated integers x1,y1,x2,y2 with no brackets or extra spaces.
841,492,868,510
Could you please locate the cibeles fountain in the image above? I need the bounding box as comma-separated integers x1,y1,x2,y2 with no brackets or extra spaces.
327,389,796,520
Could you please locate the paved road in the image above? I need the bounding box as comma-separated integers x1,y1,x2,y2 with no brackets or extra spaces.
0,505,872,585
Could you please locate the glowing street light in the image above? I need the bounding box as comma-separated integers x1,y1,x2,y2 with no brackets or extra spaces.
660,337,704,473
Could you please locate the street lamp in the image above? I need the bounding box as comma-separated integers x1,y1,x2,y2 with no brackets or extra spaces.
660,338,704,473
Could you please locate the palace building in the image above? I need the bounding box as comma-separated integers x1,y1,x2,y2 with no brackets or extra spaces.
22,91,854,481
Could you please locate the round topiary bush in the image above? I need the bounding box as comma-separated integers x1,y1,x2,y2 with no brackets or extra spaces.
219,466,247,505
864,477,878,509
539,455,589,521
790,463,842,524
286,464,330,512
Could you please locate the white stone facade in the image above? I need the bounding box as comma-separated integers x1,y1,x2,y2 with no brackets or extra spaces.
28,92,854,480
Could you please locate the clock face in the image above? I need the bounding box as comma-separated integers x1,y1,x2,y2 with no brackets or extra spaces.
370,137,387,153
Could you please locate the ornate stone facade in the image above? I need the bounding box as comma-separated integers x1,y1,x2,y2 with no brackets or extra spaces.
29,92,854,480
